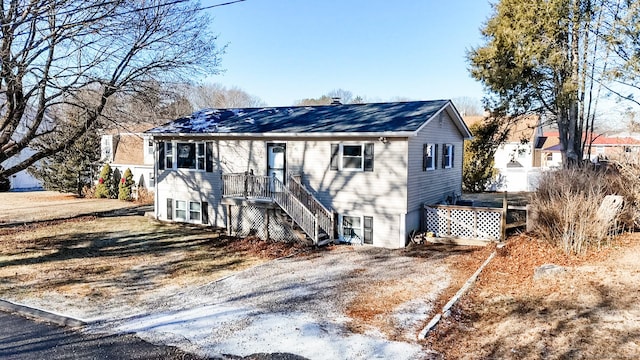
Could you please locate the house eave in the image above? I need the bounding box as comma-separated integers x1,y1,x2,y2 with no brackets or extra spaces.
147,131,415,139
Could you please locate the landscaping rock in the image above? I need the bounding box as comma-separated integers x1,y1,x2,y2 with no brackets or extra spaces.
534,264,567,280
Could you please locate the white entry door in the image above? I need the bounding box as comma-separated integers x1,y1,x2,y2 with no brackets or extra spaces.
267,143,286,191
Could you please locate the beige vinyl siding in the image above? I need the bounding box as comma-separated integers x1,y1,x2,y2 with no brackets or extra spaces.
156,169,224,226
406,111,465,234
288,137,408,215
156,136,411,247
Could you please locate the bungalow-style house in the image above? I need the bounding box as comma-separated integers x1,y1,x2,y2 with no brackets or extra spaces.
464,114,544,191
101,124,156,190
147,100,472,249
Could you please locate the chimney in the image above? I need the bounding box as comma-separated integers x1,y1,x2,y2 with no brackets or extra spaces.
330,97,342,105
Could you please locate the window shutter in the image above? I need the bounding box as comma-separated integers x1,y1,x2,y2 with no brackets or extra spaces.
330,144,339,171
423,144,428,171
451,145,455,168
442,144,447,169
202,201,209,224
206,142,214,173
158,141,165,170
166,198,173,220
364,143,374,172
434,144,438,169
363,216,373,245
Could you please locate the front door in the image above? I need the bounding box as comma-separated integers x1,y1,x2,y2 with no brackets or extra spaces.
267,143,286,191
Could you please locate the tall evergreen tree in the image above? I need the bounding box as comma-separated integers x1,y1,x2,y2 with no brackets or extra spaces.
29,120,100,196
469,0,640,166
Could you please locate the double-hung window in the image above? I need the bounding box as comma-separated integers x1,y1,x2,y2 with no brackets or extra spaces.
175,200,187,220
330,143,374,172
167,199,206,223
442,144,454,169
161,141,206,170
340,214,373,245
423,143,437,171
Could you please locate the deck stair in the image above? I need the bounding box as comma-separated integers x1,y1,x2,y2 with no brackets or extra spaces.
222,172,334,244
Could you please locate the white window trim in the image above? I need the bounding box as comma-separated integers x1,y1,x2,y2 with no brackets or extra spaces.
164,141,206,171
175,200,187,221
173,199,202,223
339,214,364,244
340,144,364,172
425,143,435,171
444,144,454,169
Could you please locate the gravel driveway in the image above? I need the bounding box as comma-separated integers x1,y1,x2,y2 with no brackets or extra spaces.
91,246,451,359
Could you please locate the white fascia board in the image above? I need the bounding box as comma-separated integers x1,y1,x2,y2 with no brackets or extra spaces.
147,131,415,139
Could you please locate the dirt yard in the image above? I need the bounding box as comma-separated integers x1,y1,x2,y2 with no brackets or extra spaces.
426,233,640,359
0,191,492,359
3,191,637,358
0,191,143,224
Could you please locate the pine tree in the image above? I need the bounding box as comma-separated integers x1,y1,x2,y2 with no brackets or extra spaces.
118,168,135,201
29,130,100,196
95,164,112,198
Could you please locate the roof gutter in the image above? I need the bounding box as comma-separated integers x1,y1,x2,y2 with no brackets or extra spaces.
147,131,417,139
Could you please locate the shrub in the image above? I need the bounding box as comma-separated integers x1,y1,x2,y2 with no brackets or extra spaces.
118,168,135,201
529,165,637,254
135,188,155,204
95,164,112,198
110,168,121,199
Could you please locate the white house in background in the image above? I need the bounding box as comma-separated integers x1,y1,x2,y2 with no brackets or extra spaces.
464,114,545,192
147,100,472,249
3,147,43,190
100,124,156,190
1,105,47,191
537,131,640,167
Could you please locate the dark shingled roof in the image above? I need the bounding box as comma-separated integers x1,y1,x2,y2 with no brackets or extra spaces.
147,100,454,135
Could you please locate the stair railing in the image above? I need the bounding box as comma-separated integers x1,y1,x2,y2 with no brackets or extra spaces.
271,176,319,243
286,175,334,239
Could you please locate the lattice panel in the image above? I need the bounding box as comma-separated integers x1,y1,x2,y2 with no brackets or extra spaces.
268,211,299,242
475,210,501,240
451,209,475,238
230,206,266,239
229,206,299,242
424,207,448,236
424,206,502,240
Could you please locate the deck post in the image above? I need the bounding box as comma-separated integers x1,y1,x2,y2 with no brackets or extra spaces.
265,207,270,241
501,192,507,241
226,204,232,236
314,213,319,244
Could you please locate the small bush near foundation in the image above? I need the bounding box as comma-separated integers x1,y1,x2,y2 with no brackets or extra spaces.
529,165,638,255
136,188,154,205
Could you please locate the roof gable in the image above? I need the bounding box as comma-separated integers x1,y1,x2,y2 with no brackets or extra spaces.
147,100,469,137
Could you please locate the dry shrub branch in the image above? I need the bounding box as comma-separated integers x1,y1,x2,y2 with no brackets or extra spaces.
529,164,639,254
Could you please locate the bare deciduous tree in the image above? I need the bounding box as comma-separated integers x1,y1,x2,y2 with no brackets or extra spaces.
186,83,266,109
0,0,222,180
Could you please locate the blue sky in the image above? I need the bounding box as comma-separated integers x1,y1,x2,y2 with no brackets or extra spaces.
205,0,493,106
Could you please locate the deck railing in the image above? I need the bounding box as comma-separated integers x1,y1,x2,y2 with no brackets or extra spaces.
271,177,319,243
222,172,332,243
222,173,272,199
287,175,334,238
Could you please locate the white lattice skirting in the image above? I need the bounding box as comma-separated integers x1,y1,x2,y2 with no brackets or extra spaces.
424,205,502,241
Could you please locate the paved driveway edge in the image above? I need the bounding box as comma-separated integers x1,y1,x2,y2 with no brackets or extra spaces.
0,299,86,328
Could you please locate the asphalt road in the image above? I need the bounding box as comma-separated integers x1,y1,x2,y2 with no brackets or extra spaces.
0,311,208,360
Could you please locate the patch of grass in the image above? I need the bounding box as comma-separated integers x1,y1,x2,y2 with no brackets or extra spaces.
0,216,275,301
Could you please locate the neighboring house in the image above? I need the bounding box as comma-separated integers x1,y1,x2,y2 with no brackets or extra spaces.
537,131,640,166
147,100,472,249
3,147,43,190
101,125,156,189
1,105,47,191
464,114,544,191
